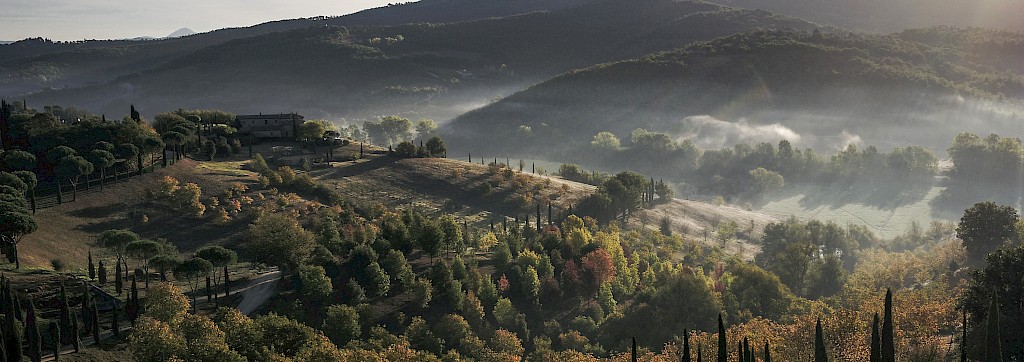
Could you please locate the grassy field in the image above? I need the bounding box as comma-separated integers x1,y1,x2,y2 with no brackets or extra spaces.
757,184,948,239
16,158,257,271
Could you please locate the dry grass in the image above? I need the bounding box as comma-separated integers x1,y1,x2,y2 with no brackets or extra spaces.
316,146,593,227
17,159,258,271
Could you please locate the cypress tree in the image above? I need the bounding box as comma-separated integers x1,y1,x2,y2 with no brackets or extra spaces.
960,312,967,362
985,297,1002,362
881,289,895,362
206,275,212,302
12,293,23,323
26,299,42,362
90,299,100,345
682,329,691,362
743,337,751,362
815,318,828,362
697,345,702,362
631,337,637,362
0,319,6,362
764,341,771,362
114,262,122,294
98,261,107,285
224,266,231,296
717,314,727,362
870,312,881,362
111,307,120,338
49,321,59,361
88,251,95,280
81,288,93,335
536,204,542,232
70,314,80,352
737,341,744,362
5,298,23,362
58,281,71,345
547,203,552,226
127,276,139,325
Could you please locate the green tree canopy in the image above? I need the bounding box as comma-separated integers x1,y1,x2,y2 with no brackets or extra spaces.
957,202,1019,265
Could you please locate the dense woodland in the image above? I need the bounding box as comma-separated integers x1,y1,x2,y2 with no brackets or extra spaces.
0,99,1022,361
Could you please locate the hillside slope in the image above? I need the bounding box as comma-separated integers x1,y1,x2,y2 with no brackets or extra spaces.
16,0,819,120
0,0,589,96
446,28,1024,165
714,0,1024,32
19,159,256,270
316,143,774,256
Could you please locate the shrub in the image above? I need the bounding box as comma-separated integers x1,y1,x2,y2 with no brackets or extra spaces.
51,258,65,271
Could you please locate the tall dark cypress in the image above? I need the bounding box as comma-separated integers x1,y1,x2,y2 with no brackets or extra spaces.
90,298,100,345
224,266,231,297
111,307,120,338
536,204,542,232
697,345,702,362
49,321,59,361
114,262,122,294
0,319,6,362
743,337,751,362
985,297,1003,362
88,251,95,280
26,299,42,362
737,341,744,362
764,341,771,362
960,312,967,362
70,314,80,352
5,296,23,362
632,337,638,362
81,288,93,335
98,261,107,285
881,289,895,362
127,276,139,324
815,318,828,362
682,329,691,362
58,281,72,345
870,312,881,362
130,105,140,122
717,314,727,362
12,292,23,323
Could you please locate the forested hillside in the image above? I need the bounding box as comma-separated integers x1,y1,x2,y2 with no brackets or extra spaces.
714,0,1024,32
0,0,588,100
447,28,1024,166
11,0,818,121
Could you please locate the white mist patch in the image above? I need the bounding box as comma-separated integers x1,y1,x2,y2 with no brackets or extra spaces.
672,115,802,149
832,130,864,151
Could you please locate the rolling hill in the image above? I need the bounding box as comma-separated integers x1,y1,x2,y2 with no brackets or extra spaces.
11,0,820,121
713,0,1024,33
445,28,1024,164
0,0,589,97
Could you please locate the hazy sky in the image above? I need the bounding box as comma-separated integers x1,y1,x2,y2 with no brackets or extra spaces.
0,0,397,41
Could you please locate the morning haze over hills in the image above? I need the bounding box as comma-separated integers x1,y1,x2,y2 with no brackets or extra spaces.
1,0,1023,361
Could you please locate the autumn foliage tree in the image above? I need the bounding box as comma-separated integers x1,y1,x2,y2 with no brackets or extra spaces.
581,248,616,296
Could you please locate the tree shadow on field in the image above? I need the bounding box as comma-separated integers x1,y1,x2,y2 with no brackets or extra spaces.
762,179,934,211
69,202,129,218
323,155,399,178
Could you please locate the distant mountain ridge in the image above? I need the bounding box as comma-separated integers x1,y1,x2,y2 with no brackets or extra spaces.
0,0,594,99
713,0,1024,32
166,27,196,38
15,0,821,120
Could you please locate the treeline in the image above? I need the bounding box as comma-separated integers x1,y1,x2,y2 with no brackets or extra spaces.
69,145,1010,360
152,109,243,162
573,129,939,200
